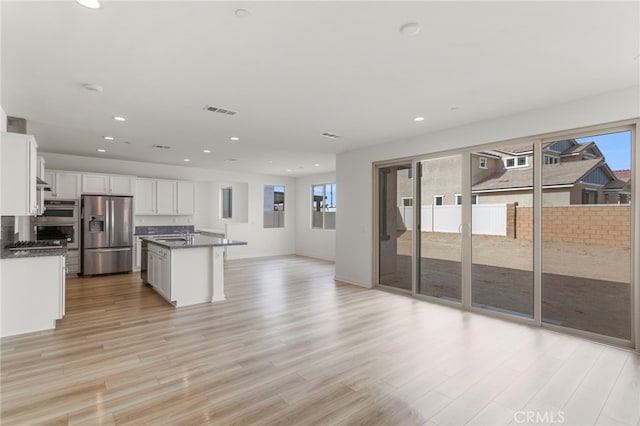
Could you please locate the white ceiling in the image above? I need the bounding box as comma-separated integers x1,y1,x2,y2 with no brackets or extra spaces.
2,1,638,176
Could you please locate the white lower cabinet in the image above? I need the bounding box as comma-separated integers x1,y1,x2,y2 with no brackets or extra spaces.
148,244,171,302
1,255,65,337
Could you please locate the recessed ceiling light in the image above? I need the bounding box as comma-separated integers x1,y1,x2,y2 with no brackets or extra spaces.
399,22,420,36
76,0,101,9
450,106,459,111
103,136,114,141
235,8,250,18
203,149,211,153
413,116,425,122
286,169,292,172
224,158,237,162
230,137,239,141
82,83,103,92
268,160,273,164
96,149,106,153
112,116,126,121
123,141,131,145
313,163,320,167
183,158,191,162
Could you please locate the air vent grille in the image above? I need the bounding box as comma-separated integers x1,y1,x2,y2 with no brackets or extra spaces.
152,144,172,149
321,132,341,139
205,105,237,116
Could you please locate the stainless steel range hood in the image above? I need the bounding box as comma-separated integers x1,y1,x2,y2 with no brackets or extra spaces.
37,177,52,191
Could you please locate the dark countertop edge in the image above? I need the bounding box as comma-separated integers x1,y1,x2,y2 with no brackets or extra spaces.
142,237,247,250
164,241,248,250
1,248,67,259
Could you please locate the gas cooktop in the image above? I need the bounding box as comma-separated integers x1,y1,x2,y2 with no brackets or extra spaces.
6,240,65,251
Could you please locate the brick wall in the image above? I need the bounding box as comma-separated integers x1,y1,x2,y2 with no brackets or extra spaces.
512,205,630,248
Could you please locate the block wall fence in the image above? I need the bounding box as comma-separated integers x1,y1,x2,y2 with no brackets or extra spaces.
508,204,630,249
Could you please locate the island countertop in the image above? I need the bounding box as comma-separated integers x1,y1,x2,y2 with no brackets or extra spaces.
142,234,247,250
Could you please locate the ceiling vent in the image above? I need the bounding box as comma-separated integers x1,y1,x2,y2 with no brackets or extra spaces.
152,144,172,149
321,132,341,139
205,105,237,116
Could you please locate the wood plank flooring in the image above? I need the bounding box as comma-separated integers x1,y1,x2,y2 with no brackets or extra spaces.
1,255,639,425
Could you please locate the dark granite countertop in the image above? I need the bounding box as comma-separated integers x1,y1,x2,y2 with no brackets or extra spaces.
1,247,67,259
134,225,195,236
142,234,247,250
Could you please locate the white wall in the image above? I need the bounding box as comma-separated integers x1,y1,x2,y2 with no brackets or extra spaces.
336,86,640,287
295,172,336,261
1,107,7,131
41,152,297,259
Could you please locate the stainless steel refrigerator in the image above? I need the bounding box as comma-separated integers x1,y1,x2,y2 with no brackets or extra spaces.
81,195,133,275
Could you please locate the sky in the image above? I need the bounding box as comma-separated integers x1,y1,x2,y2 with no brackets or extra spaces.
576,130,631,171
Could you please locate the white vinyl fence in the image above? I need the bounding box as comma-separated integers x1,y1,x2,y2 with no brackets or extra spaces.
399,204,507,236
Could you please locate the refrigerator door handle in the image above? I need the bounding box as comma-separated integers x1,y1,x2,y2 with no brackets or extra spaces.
111,198,115,247
105,197,110,246
85,247,131,253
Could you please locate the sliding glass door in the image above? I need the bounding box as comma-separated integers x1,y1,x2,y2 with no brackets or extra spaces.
375,122,636,346
377,163,413,291
417,156,462,302
542,130,632,340
470,143,534,318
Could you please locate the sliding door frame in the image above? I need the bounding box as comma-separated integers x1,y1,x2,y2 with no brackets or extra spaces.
372,118,639,351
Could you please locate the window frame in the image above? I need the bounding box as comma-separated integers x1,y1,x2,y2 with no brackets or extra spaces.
479,158,488,169
433,195,444,206
311,182,336,230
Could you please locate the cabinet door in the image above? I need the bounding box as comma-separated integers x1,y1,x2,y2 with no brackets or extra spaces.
28,138,38,215
176,181,195,215
0,133,37,215
135,179,157,214
160,250,171,300
147,251,156,287
82,174,109,194
156,180,177,215
109,175,134,195
56,173,81,199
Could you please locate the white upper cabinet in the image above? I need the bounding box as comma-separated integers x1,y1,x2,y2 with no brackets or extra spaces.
135,178,157,214
156,180,177,215
176,181,195,215
134,178,194,215
45,171,81,199
109,175,134,195
82,174,108,194
81,173,134,196
1,132,38,216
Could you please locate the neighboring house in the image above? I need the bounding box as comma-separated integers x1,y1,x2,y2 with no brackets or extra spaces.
473,139,630,206
396,139,630,208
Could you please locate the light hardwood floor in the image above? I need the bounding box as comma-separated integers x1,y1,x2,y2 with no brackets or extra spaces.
1,255,639,425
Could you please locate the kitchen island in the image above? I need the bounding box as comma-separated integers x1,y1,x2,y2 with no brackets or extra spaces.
142,234,246,307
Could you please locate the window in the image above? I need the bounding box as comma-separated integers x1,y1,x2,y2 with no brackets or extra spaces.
402,197,413,207
264,185,285,228
312,183,336,230
456,194,478,205
479,158,488,169
505,156,528,168
582,189,598,205
544,155,559,165
221,187,232,219
433,195,444,206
